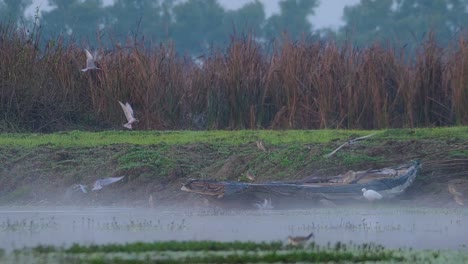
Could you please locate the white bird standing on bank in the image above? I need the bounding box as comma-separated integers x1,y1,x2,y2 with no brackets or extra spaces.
118,101,138,129
362,188,383,201
92,176,125,191
81,49,100,72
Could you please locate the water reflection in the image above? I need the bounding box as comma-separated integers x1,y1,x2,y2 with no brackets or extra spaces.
0,206,466,251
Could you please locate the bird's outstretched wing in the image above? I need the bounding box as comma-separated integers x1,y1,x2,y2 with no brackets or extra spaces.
99,176,125,187
72,184,88,193
93,50,100,61
119,101,133,122
92,176,125,191
85,49,93,60
125,102,134,117
85,49,95,68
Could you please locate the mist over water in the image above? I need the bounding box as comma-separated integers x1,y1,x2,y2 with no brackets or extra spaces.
1,206,467,252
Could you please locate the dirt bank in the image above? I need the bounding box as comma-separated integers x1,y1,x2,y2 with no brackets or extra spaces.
0,137,466,208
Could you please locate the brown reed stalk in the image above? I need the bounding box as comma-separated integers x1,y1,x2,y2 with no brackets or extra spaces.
413,34,448,126
447,36,468,125
0,22,466,132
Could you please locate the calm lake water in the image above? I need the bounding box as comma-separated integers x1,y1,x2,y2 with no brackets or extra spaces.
0,206,467,252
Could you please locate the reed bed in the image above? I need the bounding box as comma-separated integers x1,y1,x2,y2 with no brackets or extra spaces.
0,23,466,132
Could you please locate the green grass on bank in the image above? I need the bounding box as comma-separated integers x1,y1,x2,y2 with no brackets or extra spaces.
3,241,468,264
0,127,466,148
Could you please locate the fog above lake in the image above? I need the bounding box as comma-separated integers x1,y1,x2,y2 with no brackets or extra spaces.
1,206,466,252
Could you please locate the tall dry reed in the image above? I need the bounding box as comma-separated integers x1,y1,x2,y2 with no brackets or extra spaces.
0,23,466,132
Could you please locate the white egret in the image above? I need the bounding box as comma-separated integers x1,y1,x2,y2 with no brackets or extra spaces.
362,188,383,201
118,101,138,129
81,49,100,72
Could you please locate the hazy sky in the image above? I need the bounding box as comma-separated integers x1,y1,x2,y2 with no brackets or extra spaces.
220,0,360,30
29,0,360,30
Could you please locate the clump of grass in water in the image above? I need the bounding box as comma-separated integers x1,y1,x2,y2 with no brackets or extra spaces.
17,241,459,263
94,218,186,232
63,241,284,254
1,217,59,232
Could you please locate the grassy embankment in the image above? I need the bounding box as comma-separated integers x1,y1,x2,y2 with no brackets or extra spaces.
0,127,466,205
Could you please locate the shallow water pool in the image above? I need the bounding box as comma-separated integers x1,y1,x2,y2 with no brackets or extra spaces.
0,206,466,251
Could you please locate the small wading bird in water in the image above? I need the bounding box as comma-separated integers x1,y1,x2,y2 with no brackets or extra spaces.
362,188,383,202
118,101,138,129
288,233,314,246
81,49,100,72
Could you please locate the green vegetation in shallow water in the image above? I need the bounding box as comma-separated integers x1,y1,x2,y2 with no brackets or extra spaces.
3,241,467,264
64,241,284,253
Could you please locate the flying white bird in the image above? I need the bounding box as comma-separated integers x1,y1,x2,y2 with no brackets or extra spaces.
288,233,314,246
92,176,125,191
254,198,273,209
72,184,88,193
81,49,100,72
362,188,383,201
118,101,138,129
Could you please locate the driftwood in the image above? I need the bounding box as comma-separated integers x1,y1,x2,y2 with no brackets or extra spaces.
181,161,420,204
323,133,376,158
